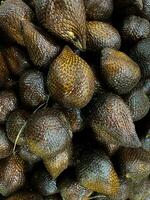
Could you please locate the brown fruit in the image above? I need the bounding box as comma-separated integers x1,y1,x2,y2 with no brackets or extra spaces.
101,48,141,94
124,86,150,121
58,170,92,200
142,79,150,96
84,0,113,21
0,128,13,159
0,90,17,124
43,145,72,179
6,109,30,146
31,167,58,196
129,38,150,79
19,70,47,108
118,148,150,183
6,191,43,200
76,148,120,197
0,155,26,196
0,0,34,45
121,15,150,42
18,144,41,165
142,0,150,20
113,178,129,200
0,52,11,88
25,108,72,159
141,132,150,152
34,0,86,50
87,21,121,51
89,93,141,147
21,21,61,67
4,46,30,76
47,46,95,109
44,194,62,200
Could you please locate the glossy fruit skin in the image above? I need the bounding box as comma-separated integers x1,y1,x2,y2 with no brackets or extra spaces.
6,109,30,146
0,91,17,124
89,93,141,148
58,170,92,200
47,46,95,109
0,128,13,159
0,0,34,46
31,168,58,196
87,21,121,51
34,0,86,50
76,148,120,198
124,86,150,121
118,148,150,184
19,70,47,108
6,191,44,200
101,48,141,94
43,145,72,179
121,15,150,42
21,21,61,67
4,46,30,76
0,155,26,197
84,0,113,21
25,108,72,159
130,38,150,79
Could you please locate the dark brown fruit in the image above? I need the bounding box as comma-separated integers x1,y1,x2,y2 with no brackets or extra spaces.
89,93,141,147
142,0,150,20
4,46,30,76
87,22,121,51
0,90,17,124
21,21,61,67
129,178,150,200
121,15,150,42
0,52,11,88
141,132,150,152
84,0,113,21
19,70,47,108
130,38,150,79
142,79,150,96
58,170,92,200
44,194,62,200
6,109,30,146
18,144,41,165
6,191,43,200
113,178,129,200
47,46,95,109
124,86,150,121
0,155,26,196
0,0,34,45
0,128,13,159
34,0,86,50
101,48,141,94
118,148,150,183
43,145,72,179
31,167,58,196
25,108,72,159
76,148,120,197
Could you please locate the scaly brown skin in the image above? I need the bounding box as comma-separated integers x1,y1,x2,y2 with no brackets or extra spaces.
101,48,141,94
34,0,86,50
84,0,113,21
121,15,150,42
124,86,150,122
58,170,92,200
0,128,13,159
118,148,150,184
6,191,44,200
21,21,61,67
0,0,34,46
6,109,30,146
25,108,72,159
19,70,47,108
47,46,96,109
0,90,17,124
89,93,141,148
43,145,72,179
3,46,30,76
87,21,121,51
31,167,58,196
76,148,120,198
0,155,26,197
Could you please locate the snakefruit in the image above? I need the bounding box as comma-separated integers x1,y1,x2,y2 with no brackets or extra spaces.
6,191,43,200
